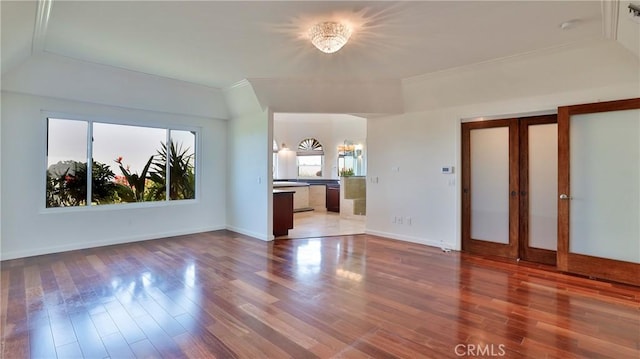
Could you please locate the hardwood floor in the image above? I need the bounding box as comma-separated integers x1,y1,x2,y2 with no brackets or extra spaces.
2,231,639,358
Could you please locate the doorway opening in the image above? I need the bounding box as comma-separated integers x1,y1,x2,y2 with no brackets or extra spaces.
273,113,367,239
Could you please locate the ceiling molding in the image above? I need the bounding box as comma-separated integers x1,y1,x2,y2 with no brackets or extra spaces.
223,79,252,92
32,0,53,53
402,39,602,85
222,79,262,118
601,0,619,40
460,109,557,123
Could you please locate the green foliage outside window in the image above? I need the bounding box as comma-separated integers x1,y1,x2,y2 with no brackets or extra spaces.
147,141,195,201
46,160,121,207
46,140,195,207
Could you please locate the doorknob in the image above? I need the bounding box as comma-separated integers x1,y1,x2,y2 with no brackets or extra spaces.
559,194,572,200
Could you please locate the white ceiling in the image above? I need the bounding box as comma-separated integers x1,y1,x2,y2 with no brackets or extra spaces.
2,1,604,90
275,112,365,123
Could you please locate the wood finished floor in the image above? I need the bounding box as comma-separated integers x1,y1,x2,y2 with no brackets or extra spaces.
1,231,639,358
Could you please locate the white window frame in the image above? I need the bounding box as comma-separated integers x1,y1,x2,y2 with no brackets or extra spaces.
43,112,201,212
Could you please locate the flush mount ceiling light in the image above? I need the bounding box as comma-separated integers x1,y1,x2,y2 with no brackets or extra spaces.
308,21,352,54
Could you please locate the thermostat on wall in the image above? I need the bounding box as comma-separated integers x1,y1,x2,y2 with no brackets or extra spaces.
441,166,454,174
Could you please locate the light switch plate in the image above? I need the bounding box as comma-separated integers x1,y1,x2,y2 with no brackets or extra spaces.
441,166,454,174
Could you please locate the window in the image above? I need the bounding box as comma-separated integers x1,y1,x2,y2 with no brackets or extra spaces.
338,142,364,176
46,118,197,208
297,138,323,178
167,130,196,200
297,155,323,177
46,119,88,207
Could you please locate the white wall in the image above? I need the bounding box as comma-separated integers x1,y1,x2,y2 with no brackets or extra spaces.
367,110,459,249
0,53,230,260
366,40,640,251
224,83,272,240
226,109,272,240
0,92,3,256
274,113,367,179
3,37,638,259
1,92,228,260
617,1,640,58
3,53,229,119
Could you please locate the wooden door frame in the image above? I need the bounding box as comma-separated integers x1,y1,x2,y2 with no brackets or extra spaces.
518,115,558,265
461,119,519,259
558,98,640,286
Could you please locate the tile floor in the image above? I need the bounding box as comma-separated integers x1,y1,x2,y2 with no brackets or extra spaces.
279,211,366,239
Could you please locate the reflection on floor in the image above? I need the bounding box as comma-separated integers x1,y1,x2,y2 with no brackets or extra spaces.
279,211,366,239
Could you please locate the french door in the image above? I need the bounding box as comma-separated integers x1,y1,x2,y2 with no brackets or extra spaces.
462,115,558,265
558,98,640,286
518,116,558,265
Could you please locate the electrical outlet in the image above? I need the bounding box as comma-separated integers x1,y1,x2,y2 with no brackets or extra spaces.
397,216,403,224
406,217,412,225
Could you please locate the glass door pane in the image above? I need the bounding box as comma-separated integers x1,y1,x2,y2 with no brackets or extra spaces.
528,123,557,250
470,127,510,244
569,109,639,263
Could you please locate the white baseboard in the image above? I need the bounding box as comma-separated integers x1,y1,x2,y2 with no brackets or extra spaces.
365,229,457,252
1,225,226,260
225,225,272,241
2,226,455,261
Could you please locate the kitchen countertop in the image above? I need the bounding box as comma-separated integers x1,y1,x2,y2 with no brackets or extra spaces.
273,189,295,194
273,181,309,187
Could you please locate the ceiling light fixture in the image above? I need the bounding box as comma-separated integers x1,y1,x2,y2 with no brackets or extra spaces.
309,21,352,54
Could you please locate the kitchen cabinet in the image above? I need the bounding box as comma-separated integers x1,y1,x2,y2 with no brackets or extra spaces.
273,190,294,236
326,185,340,213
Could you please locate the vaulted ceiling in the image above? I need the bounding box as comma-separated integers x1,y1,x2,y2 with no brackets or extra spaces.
2,1,607,90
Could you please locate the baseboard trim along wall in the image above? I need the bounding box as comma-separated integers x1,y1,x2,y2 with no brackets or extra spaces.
365,229,457,252
226,226,271,241
0,225,226,261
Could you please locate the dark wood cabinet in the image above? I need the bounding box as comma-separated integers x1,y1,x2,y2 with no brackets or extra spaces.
273,190,294,236
326,186,340,213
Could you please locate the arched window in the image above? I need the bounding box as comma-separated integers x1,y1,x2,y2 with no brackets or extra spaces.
297,138,324,178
